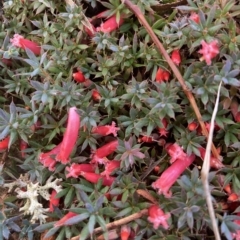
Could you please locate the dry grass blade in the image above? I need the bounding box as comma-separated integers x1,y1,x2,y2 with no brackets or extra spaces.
201,81,222,240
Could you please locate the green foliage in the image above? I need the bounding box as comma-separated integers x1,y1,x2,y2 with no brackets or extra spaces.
1,0,240,239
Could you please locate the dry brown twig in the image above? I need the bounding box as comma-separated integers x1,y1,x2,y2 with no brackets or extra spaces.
70,209,148,240
121,0,220,159
201,81,222,240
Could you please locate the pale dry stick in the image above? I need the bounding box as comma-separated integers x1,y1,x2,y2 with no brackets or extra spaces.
121,0,220,159
201,81,222,240
70,209,148,240
136,189,158,204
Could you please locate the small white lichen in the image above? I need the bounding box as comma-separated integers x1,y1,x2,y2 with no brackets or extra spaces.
4,175,62,224
4,173,29,192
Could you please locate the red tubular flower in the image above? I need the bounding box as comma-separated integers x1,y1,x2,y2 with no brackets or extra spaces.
91,139,118,164
10,34,41,55
92,121,120,137
198,40,219,65
80,171,115,186
0,137,10,153
49,190,60,212
189,12,200,23
56,107,80,164
198,147,224,169
165,143,187,164
158,118,169,137
148,205,171,229
73,71,86,83
92,89,101,101
20,140,28,158
120,225,131,240
156,68,170,82
171,49,181,66
101,160,121,179
96,15,124,33
39,143,62,171
39,153,57,172
152,154,195,197
188,121,198,131
54,212,78,227
66,163,96,178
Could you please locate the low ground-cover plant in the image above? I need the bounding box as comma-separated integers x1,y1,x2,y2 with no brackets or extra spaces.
1,0,240,239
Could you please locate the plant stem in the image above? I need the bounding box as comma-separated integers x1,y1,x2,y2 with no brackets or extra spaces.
121,0,220,159
70,209,148,240
201,81,222,240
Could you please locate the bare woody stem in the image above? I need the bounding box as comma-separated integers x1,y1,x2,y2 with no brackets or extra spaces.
121,0,219,159
70,209,148,240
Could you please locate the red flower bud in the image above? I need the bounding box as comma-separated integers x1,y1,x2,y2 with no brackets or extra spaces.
188,121,198,131
224,184,232,195
20,140,28,158
56,107,80,164
92,121,120,137
30,120,41,132
153,166,160,174
171,49,181,66
204,122,220,132
148,205,171,229
156,68,170,82
10,34,41,55
96,15,124,33
230,100,240,122
92,89,101,101
158,118,169,137
49,190,60,212
54,212,78,227
189,12,200,23
73,71,86,83
235,112,240,123
0,137,10,153
1,58,12,66
228,193,239,202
